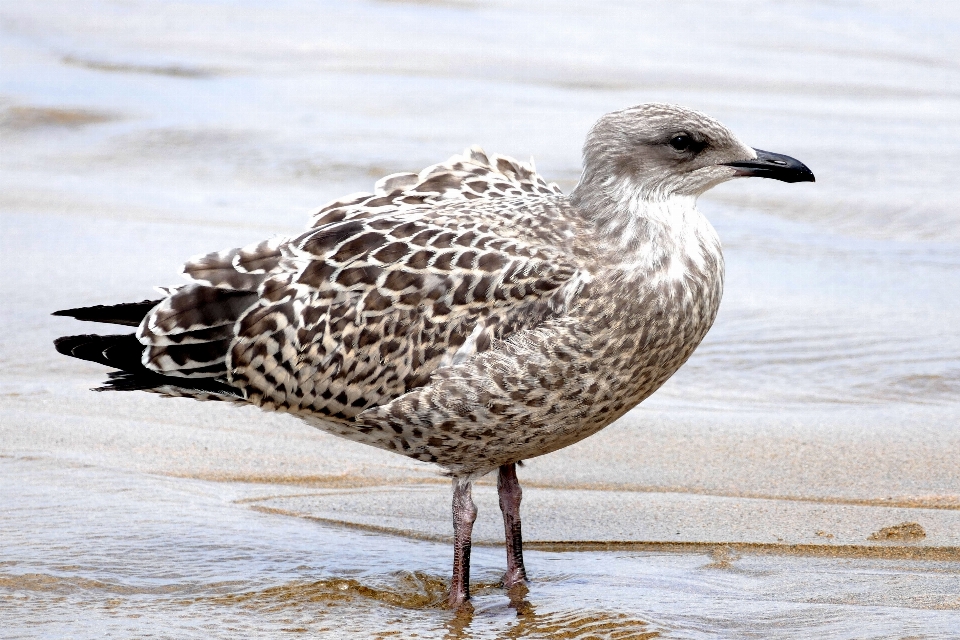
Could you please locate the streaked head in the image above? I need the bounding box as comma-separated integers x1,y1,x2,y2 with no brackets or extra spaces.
574,103,814,202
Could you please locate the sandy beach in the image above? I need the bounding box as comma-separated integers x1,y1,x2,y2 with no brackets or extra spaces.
3,1,960,637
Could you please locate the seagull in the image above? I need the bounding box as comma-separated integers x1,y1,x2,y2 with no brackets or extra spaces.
53,103,814,607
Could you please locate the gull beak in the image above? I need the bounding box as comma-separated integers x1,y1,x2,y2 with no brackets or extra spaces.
724,149,815,183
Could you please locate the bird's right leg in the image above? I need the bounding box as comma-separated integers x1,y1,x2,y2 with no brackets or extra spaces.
498,462,527,589
449,478,478,608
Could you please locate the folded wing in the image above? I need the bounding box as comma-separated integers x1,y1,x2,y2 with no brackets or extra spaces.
74,147,584,419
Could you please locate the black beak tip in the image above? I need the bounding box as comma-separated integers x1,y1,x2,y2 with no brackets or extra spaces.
725,149,815,184
786,168,816,184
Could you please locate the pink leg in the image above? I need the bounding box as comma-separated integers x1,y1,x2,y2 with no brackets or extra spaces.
498,463,528,588
449,478,478,608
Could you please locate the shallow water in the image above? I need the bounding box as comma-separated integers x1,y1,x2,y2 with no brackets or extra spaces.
2,0,960,637
4,457,959,639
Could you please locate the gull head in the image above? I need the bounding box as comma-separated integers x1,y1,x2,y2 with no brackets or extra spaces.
573,103,814,204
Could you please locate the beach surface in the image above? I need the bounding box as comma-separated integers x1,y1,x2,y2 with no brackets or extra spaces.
2,1,960,637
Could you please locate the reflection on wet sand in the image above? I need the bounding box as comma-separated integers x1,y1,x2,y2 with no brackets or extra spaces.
195,574,658,640
2,567,659,639
199,572,452,611
451,587,660,640
491,603,660,640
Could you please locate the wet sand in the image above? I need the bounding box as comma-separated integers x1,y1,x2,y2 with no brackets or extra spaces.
6,383,960,553
3,0,960,637
4,388,960,638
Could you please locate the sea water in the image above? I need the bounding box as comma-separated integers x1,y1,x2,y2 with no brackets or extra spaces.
2,1,959,637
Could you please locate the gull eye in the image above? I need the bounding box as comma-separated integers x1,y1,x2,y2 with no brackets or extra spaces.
669,133,693,152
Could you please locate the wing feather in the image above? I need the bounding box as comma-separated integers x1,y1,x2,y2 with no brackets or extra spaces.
308,146,563,228
227,199,585,419
73,147,578,405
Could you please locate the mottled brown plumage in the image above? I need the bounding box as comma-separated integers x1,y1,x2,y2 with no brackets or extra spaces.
53,103,814,607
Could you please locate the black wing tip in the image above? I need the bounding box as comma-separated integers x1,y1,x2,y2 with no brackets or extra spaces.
55,335,241,399
53,334,96,356
53,332,145,372
94,370,242,398
52,299,162,326
95,370,158,392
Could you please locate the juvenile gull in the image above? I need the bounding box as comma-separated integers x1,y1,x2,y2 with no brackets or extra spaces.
53,103,814,607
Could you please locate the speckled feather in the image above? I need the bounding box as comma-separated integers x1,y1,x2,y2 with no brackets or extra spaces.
65,120,729,478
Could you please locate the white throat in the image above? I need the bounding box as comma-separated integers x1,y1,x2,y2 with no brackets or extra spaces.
609,194,722,283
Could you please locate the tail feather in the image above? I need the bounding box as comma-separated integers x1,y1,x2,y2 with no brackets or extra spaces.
53,299,162,327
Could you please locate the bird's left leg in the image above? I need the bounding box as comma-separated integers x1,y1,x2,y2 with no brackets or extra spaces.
449,477,478,608
498,462,527,589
